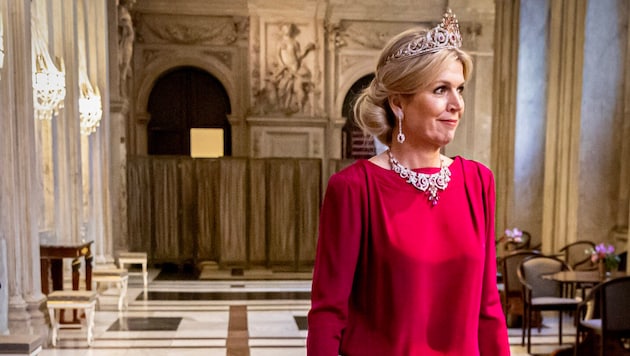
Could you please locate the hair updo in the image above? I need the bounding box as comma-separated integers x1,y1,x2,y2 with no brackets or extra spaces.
352,27,473,146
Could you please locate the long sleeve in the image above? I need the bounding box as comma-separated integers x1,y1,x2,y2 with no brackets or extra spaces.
307,169,365,356
476,168,511,355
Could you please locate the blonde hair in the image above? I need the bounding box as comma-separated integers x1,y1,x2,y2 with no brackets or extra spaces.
353,27,473,146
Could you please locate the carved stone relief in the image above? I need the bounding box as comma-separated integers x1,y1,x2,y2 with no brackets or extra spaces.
118,0,136,98
137,14,249,46
334,21,423,50
252,22,319,116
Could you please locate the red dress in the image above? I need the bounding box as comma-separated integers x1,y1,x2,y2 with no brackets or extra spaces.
307,157,510,356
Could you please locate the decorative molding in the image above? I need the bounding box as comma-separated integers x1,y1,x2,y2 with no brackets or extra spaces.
141,49,162,66
246,116,329,127
138,15,248,45
249,125,325,158
335,21,421,50
340,54,369,73
201,50,233,68
461,22,483,50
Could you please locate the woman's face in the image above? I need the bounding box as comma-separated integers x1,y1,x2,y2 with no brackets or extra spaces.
395,58,466,149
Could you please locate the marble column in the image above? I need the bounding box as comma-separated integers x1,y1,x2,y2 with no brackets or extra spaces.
491,0,520,237
541,0,586,253
110,99,130,253
89,0,114,263
50,0,84,246
0,238,7,334
619,2,630,239
0,0,8,336
1,0,47,336
622,2,630,272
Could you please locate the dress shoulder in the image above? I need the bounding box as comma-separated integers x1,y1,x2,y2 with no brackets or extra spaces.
456,156,494,181
327,160,371,186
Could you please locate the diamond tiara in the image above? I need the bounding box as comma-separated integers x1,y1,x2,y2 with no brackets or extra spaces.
386,9,462,63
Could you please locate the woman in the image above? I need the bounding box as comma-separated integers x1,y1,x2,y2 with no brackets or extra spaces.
307,9,510,356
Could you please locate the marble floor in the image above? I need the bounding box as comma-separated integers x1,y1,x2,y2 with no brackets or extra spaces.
38,267,577,356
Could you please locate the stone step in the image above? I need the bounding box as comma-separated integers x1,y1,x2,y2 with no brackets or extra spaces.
0,334,43,355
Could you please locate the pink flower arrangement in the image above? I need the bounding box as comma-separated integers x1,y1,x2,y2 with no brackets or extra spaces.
503,228,523,243
588,242,620,270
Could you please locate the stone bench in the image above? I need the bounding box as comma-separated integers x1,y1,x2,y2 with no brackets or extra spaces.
46,290,97,347
0,334,42,355
92,268,129,312
117,252,148,292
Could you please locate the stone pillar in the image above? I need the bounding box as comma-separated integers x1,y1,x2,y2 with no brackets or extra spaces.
541,0,586,254
84,0,114,264
107,0,129,254
50,0,83,245
1,0,47,337
618,2,630,236
0,238,7,334
623,2,630,273
110,99,129,253
491,0,520,237
0,0,9,337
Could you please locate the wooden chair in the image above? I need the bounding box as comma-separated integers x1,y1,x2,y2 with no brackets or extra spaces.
504,230,532,251
518,255,580,354
574,276,630,356
559,240,598,299
559,240,597,271
498,250,541,326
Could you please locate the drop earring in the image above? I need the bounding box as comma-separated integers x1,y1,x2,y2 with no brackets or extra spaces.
396,114,405,144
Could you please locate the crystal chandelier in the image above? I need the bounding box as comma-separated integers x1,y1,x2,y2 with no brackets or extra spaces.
78,69,103,136
32,16,66,121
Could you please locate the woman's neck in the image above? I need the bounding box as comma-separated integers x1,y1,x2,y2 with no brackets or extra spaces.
388,143,442,169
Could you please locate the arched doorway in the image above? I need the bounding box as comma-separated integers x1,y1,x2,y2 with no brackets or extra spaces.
147,66,232,156
341,74,376,159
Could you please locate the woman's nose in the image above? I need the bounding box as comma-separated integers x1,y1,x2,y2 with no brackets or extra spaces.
448,91,464,112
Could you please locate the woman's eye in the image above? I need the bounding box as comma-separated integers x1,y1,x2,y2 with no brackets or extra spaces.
457,85,465,94
434,86,446,94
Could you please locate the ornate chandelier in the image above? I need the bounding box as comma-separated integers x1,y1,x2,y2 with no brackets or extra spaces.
32,16,66,121
78,69,103,136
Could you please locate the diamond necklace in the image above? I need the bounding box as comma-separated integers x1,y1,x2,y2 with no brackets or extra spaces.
387,150,451,206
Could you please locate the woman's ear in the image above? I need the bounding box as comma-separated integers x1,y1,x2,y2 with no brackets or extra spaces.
388,95,403,118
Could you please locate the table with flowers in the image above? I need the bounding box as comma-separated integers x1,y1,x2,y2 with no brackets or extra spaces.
543,242,625,299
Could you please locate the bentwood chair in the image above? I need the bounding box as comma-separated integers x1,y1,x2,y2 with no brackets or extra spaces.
518,255,580,354
559,240,598,299
498,250,541,325
504,230,532,251
559,240,597,271
574,276,630,356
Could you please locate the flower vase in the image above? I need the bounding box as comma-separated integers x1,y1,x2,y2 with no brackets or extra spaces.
598,260,606,280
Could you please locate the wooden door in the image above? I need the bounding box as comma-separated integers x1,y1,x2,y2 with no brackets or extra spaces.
147,66,232,156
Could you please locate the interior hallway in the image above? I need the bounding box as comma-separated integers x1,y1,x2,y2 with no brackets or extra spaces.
37,268,575,356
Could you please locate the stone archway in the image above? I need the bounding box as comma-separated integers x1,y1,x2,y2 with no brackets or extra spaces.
147,66,232,156
341,74,375,159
